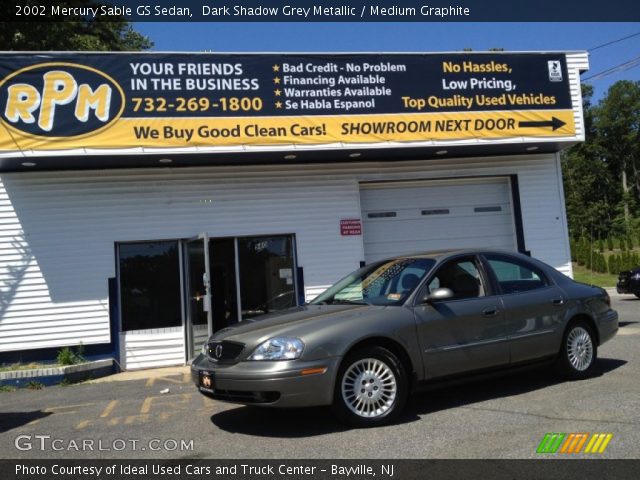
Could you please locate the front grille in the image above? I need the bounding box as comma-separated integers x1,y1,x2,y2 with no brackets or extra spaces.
206,341,244,362
619,271,631,281
206,389,280,404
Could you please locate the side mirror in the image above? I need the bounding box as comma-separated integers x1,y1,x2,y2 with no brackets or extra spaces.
424,287,454,303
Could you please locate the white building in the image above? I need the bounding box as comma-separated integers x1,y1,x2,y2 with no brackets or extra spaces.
0,51,588,369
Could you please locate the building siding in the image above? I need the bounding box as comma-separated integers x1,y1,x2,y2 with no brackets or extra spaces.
0,154,571,361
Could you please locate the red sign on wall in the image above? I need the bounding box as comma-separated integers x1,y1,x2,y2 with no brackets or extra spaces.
340,219,362,236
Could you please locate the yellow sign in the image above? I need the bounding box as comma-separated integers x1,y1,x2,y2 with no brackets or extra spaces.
0,110,575,151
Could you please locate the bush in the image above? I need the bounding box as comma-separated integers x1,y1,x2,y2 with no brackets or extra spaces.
585,249,593,269
597,253,608,273
599,253,608,273
576,243,585,265
620,251,634,271
607,236,614,251
56,345,85,366
609,254,622,274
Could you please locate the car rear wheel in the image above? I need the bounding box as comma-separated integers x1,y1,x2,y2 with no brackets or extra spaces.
558,321,598,379
332,346,408,427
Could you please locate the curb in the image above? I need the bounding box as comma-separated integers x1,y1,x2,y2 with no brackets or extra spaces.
0,359,114,388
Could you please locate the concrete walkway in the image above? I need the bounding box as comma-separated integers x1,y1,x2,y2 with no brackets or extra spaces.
87,365,190,383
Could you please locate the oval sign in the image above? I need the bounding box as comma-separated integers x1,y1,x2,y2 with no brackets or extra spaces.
0,62,125,138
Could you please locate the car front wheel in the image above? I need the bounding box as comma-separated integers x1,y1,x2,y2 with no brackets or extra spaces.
558,321,598,379
332,346,408,427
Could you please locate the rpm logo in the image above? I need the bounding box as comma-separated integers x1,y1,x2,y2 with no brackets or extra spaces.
0,63,124,138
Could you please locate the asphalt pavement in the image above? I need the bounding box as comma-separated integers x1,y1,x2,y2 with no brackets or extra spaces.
0,293,638,459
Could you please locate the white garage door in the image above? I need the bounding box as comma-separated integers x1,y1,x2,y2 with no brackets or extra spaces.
360,178,518,263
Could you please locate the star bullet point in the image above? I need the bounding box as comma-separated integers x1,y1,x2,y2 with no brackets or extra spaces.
273,77,281,84
272,65,280,72
274,89,282,96
275,101,283,109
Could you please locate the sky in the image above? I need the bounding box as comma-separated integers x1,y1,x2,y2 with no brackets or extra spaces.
134,22,640,102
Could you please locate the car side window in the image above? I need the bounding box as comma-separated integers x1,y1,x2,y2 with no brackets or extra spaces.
486,256,548,294
427,258,485,300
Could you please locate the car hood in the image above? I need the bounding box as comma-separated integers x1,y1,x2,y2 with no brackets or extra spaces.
210,304,383,346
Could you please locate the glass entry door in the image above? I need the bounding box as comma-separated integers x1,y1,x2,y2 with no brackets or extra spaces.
183,233,297,360
209,237,240,331
184,234,212,360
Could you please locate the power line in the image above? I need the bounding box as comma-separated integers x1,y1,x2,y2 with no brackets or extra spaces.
588,31,640,52
582,54,640,82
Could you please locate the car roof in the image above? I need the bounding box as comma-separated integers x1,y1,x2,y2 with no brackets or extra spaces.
397,248,528,261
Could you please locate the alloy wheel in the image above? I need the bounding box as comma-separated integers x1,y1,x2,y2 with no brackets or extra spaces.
566,326,594,371
341,357,397,418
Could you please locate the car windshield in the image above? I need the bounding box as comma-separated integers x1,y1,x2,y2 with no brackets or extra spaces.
311,257,436,306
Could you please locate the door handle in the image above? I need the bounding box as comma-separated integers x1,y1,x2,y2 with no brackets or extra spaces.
551,297,564,306
482,307,499,317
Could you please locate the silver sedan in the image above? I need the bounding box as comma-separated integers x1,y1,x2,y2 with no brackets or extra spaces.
191,249,618,427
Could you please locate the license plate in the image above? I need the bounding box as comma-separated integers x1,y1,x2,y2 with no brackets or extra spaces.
199,371,214,393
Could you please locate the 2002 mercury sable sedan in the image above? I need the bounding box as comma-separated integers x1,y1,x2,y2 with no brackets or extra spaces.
192,250,618,426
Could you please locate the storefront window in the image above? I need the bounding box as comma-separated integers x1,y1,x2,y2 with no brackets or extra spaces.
237,235,296,318
118,241,181,331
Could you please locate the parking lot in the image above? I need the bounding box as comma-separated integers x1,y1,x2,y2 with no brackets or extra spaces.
0,292,638,459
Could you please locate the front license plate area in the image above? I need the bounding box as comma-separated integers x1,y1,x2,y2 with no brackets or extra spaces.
199,371,214,393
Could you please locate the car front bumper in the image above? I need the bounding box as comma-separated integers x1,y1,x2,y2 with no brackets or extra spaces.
190,353,340,408
616,280,639,294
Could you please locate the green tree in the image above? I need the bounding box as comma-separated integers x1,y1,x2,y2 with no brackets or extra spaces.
563,82,640,240
562,85,616,238
594,80,640,235
0,1,152,51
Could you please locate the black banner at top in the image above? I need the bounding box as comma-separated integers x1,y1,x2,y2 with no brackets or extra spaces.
0,52,578,152
4,0,640,22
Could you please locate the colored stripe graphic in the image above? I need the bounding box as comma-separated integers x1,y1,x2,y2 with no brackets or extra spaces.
560,433,589,453
537,433,613,454
584,433,613,454
537,433,566,453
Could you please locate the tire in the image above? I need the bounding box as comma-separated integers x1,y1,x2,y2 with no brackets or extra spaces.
332,346,408,427
557,321,598,379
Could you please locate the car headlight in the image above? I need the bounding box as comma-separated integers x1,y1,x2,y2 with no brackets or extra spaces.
248,337,304,361
632,273,640,281
201,342,208,356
